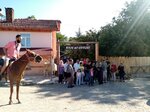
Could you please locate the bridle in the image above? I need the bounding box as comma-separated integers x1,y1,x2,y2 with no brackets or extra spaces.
24,52,39,62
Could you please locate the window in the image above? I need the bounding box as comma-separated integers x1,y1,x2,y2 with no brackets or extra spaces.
21,34,31,48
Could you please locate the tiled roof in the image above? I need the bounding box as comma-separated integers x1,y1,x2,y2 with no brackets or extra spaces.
0,19,61,32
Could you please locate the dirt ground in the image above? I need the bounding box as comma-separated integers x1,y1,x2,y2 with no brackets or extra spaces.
0,77,150,112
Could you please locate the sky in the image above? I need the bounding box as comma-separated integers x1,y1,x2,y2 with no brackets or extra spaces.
0,0,133,37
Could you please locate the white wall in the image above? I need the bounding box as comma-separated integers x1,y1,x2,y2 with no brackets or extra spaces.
0,31,52,48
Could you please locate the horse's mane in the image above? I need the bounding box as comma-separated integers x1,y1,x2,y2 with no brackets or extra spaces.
10,52,29,70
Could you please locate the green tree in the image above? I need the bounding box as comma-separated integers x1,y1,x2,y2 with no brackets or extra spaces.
75,27,82,37
68,29,100,60
56,32,67,42
59,0,150,58
27,15,36,20
70,0,150,56
99,0,150,56
56,33,68,58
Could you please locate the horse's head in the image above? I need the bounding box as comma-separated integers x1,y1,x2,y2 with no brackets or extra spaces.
26,49,43,63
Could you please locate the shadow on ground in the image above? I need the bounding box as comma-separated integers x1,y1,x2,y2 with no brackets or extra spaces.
33,77,150,105
1,76,150,106
147,99,150,106
0,104,10,107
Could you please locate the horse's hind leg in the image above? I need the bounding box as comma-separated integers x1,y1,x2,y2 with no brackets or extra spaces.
4,72,7,82
16,81,21,104
0,74,2,81
9,82,13,105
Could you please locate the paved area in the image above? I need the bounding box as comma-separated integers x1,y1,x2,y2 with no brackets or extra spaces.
0,75,58,86
0,76,150,112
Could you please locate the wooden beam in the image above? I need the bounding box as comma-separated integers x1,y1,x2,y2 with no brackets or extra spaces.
56,40,60,64
95,42,99,61
58,41,98,44
58,41,99,61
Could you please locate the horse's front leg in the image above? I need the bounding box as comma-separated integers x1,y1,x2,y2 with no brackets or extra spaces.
9,81,13,105
16,81,21,104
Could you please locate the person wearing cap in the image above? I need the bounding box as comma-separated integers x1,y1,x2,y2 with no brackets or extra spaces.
0,34,22,78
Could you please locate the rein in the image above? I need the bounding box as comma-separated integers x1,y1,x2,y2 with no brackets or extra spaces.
22,53,38,62
25,53,30,62
16,51,39,62
18,53,30,62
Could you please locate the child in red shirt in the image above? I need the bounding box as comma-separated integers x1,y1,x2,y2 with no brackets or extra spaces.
111,63,117,81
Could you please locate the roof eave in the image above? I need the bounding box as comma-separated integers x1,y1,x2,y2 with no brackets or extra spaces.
0,26,60,32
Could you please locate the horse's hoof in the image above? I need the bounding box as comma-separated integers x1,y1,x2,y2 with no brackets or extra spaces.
18,101,21,104
9,101,13,105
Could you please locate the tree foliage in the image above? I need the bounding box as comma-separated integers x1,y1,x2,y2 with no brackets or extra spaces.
99,0,150,56
68,30,100,60
76,27,82,37
56,33,68,58
70,0,150,56
27,15,36,20
56,32,67,42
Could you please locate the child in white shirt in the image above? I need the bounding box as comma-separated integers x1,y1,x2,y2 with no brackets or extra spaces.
80,62,85,84
76,69,82,85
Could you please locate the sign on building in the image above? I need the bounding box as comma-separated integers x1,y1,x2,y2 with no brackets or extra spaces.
66,46,90,50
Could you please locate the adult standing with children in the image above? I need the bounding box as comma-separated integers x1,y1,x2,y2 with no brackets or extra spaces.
102,60,107,83
58,60,64,84
118,63,125,82
66,59,74,88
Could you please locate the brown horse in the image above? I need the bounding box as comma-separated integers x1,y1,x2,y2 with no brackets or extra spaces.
7,49,42,105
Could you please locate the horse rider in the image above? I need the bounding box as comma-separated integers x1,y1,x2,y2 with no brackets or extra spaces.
0,34,22,79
